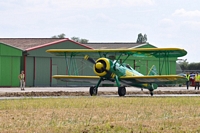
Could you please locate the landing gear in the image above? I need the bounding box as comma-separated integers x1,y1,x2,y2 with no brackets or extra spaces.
149,90,154,96
89,78,103,96
89,86,98,96
115,76,126,96
149,83,155,96
118,86,126,96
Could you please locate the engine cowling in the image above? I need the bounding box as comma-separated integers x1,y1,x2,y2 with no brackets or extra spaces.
93,58,110,77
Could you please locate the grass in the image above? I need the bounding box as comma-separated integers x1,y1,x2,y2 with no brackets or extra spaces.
0,97,200,133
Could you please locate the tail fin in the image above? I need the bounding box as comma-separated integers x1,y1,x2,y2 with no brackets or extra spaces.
148,65,157,75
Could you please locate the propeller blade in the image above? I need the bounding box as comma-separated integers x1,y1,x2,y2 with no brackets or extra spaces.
84,55,96,64
88,57,96,64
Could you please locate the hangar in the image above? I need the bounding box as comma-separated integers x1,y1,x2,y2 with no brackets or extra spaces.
0,38,92,87
0,38,177,87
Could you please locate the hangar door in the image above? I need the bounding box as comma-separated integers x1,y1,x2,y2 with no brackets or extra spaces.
35,57,50,86
0,56,20,86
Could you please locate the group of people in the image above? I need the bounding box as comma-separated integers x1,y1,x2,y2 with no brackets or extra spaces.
186,72,200,90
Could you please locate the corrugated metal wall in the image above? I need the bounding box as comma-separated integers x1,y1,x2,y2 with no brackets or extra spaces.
35,57,50,86
0,56,12,86
24,41,178,87
64,57,94,86
0,43,22,87
51,57,67,86
25,57,34,87
122,44,177,75
25,41,93,87
125,57,177,75
0,41,178,87
11,57,21,86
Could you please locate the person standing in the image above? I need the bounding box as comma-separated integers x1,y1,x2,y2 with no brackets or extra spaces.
18,70,25,91
194,72,199,90
186,72,190,90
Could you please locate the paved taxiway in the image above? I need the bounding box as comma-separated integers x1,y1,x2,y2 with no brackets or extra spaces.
0,86,200,98
0,86,196,93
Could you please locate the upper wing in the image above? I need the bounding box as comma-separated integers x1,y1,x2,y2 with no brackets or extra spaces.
46,48,187,58
120,75,187,85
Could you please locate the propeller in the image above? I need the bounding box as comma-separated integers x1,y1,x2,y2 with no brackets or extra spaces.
84,55,113,77
84,55,105,71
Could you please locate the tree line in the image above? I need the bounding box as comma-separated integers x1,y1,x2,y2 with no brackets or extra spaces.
177,59,200,71
51,33,89,43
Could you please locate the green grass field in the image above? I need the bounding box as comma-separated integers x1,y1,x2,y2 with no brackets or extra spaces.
0,97,200,133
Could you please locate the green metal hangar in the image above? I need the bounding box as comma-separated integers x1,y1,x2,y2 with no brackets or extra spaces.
0,38,178,87
0,42,22,86
85,42,177,75
0,38,92,87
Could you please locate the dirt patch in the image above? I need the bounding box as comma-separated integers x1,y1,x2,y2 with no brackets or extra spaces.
0,90,200,97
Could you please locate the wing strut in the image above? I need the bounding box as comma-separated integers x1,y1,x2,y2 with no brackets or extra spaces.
114,53,123,66
65,52,82,75
114,75,120,87
158,51,171,75
120,55,130,66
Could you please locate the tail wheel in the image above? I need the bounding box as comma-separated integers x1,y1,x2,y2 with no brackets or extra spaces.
118,86,126,96
89,86,98,96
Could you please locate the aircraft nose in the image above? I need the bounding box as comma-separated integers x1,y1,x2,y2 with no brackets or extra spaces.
96,62,103,70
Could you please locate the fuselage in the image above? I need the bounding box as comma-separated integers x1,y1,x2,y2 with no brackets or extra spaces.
93,58,157,90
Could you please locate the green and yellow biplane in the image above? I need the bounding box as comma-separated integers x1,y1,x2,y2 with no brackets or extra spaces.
46,48,187,96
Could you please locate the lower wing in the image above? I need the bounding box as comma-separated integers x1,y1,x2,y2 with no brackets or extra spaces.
52,75,114,84
120,75,187,85
53,75,186,85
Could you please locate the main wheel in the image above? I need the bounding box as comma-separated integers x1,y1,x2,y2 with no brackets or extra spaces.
150,90,154,96
118,86,126,96
89,86,98,96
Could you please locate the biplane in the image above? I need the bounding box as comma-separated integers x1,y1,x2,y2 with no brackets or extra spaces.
46,48,187,96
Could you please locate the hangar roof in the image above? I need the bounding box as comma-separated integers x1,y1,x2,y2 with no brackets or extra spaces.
85,42,156,49
0,38,156,51
0,38,93,50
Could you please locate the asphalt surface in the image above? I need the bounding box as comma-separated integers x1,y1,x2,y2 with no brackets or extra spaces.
0,87,197,93
0,86,196,92
0,86,200,98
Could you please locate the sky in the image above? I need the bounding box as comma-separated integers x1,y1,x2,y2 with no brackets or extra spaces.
0,0,200,63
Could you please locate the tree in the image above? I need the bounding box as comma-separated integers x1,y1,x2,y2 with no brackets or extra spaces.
71,36,89,43
136,33,147,43
177,59,200,72
51,34,89,43
177,59,189,71
71,37,80,42
188,63,200,70
80,39,89,44
51,33,66,38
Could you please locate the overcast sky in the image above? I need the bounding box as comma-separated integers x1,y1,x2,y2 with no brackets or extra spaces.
0,0,200,63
